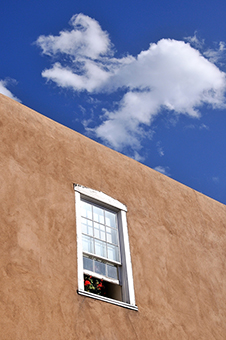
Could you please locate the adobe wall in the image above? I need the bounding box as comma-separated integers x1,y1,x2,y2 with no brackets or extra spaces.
0,93,226,340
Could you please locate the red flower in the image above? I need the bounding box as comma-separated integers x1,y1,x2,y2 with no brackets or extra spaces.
97,282,103,288
84,280,91,286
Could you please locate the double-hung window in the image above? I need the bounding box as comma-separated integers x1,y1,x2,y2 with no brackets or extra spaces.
74,184,137,310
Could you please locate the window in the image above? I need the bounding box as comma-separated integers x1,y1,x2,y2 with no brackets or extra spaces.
74,184,137,310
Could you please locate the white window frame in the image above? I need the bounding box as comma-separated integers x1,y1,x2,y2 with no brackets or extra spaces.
74,184,138,311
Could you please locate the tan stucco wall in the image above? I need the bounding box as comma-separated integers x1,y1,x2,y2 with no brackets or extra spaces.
0,93,226,339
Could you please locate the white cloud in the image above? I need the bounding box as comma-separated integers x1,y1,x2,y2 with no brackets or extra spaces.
154,166,170,176
36,14,112,59
156,141,164,157
36,14,226,156
41,59,112,92
199,123,209,130
0,79,21,102
95,39,226,151
204,42,226,64
133,151,145,162
184,32,205,49
95,91,159,150
184,123,209,130
184,33,226,66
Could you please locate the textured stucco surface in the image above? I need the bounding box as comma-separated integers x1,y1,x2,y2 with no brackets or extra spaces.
0,93,226,339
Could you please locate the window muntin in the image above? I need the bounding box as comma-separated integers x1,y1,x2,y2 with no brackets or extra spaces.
83,255,118,280
74,184,137,310
81,200,120,264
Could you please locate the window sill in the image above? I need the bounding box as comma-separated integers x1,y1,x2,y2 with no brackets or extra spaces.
77,289,138,311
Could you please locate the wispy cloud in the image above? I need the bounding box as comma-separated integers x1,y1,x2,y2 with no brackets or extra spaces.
212,176,220,184
199,123,209,130
0,79,21,102
185,33,226,66
156,141,164,157
184,31,205,49
154,166,170,176
36,14,226,157
203,41,226,65
184,123,209,130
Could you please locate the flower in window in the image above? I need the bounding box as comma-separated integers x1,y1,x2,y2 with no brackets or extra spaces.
84,275,106,296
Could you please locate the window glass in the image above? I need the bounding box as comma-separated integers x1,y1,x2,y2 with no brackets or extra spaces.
94,259,106,276
107,263,118,280
94,222,106,241
81,200,120,263
100,225,105,240
75,185,136,308
81,201,92,219
107,244,119,262
81,199,121,286
95,239,107,258
82,218,93,236
83,256,119,280
106,227,117,244
105,210,117,228
82,235,94,253
83,256,93,272
93,206,104,224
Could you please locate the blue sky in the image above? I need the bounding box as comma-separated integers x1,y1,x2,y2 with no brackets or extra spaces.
1,0,226,205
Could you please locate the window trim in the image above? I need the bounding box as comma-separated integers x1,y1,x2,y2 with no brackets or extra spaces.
74,184,138,311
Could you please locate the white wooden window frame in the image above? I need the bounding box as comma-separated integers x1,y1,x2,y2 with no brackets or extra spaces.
74,184,138,311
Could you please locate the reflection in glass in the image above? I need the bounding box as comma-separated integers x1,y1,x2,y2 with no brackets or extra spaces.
82,218,93,236
94,259,106,276
95,239,106,258
107,244,119,262
100,224,105,240
83,256,93,271
81,201,92,219
94,222,105,241
94,223,99,239
105,211,116,228
107,263,118,279
82,235,94,254
106,227,117,244
93,206,104,224
81,201,121,280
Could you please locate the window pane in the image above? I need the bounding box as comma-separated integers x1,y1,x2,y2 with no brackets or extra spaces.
100,225,105,241
82,218,87,234
82,218,93,236
107,263,118,280
82,235,94,254
105,211,117,228
106,227,118,245
87,220,93,235
94,222,100,239
95,239,107,258
94,259,106,276
81,201,92,219
94,222,105,241
107,244,119,262
83,256,93,271
93,206,104,224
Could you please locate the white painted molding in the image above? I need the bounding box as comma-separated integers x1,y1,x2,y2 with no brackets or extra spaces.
74,184,127,212
75,191,84,292
74,183,137,309
77,290,138,311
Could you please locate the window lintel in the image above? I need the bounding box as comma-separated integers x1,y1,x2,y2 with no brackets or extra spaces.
74,184,127,212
